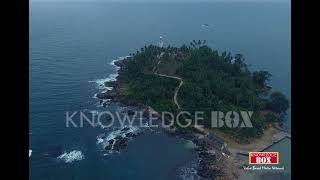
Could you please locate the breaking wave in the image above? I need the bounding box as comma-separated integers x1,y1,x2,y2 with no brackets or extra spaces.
96,126,140,155
96,126,140,146
57,150,85,163
89,55,131,93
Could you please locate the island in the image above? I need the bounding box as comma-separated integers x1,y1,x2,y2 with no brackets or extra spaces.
97,40,290,180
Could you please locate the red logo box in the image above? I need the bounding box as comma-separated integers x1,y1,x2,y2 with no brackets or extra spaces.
249,152,279,165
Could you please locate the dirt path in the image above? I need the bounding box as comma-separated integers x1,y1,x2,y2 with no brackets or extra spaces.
153,55,184,110
154,73,183,110
153,58,208,134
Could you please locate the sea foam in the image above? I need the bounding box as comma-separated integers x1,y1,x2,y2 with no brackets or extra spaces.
96,126,140,154
57,150,84,163
89,55,131,93
96,126,140,146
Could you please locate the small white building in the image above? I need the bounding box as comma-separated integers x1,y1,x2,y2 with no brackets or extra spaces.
159,36,164,48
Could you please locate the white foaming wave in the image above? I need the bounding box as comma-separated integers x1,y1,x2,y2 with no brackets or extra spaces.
97,137,104,144
109,55,131,67
96,126,139,147
29,150,32,157
89,55,131,92
88,73,117,90
57,150,84,163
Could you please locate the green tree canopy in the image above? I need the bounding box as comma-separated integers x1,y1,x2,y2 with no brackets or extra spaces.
267,91,290,113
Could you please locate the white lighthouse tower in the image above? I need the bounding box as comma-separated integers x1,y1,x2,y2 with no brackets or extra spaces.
159,36,164,48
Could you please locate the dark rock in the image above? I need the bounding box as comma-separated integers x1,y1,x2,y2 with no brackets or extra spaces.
197,158,221,179
96,91,118,99
102,101,110,107
104,136,131,152
199,151,209,157
112,138,128,151
197,168,218,179
136,131,143,136
108,139,114,144
114,136,123,140
114,59,128,68
96,92,107,99
104,81,116,87
127,110,135,116
121,127,130,132
104,145,112,151
125,132,135,138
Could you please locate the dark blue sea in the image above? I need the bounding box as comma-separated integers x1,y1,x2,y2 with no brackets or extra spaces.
29,2,291,180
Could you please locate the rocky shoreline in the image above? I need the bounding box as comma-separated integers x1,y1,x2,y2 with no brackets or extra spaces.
95,58,144,107
95,56,291,180
97,126,144,153
94,57,232,180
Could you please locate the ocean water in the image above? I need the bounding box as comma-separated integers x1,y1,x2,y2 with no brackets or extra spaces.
29,2,291,180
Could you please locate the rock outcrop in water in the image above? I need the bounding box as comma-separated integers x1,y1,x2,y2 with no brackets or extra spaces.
96,91,118,99
98,126,143,153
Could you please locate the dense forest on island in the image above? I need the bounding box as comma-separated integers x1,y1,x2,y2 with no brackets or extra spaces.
117,41,289,140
